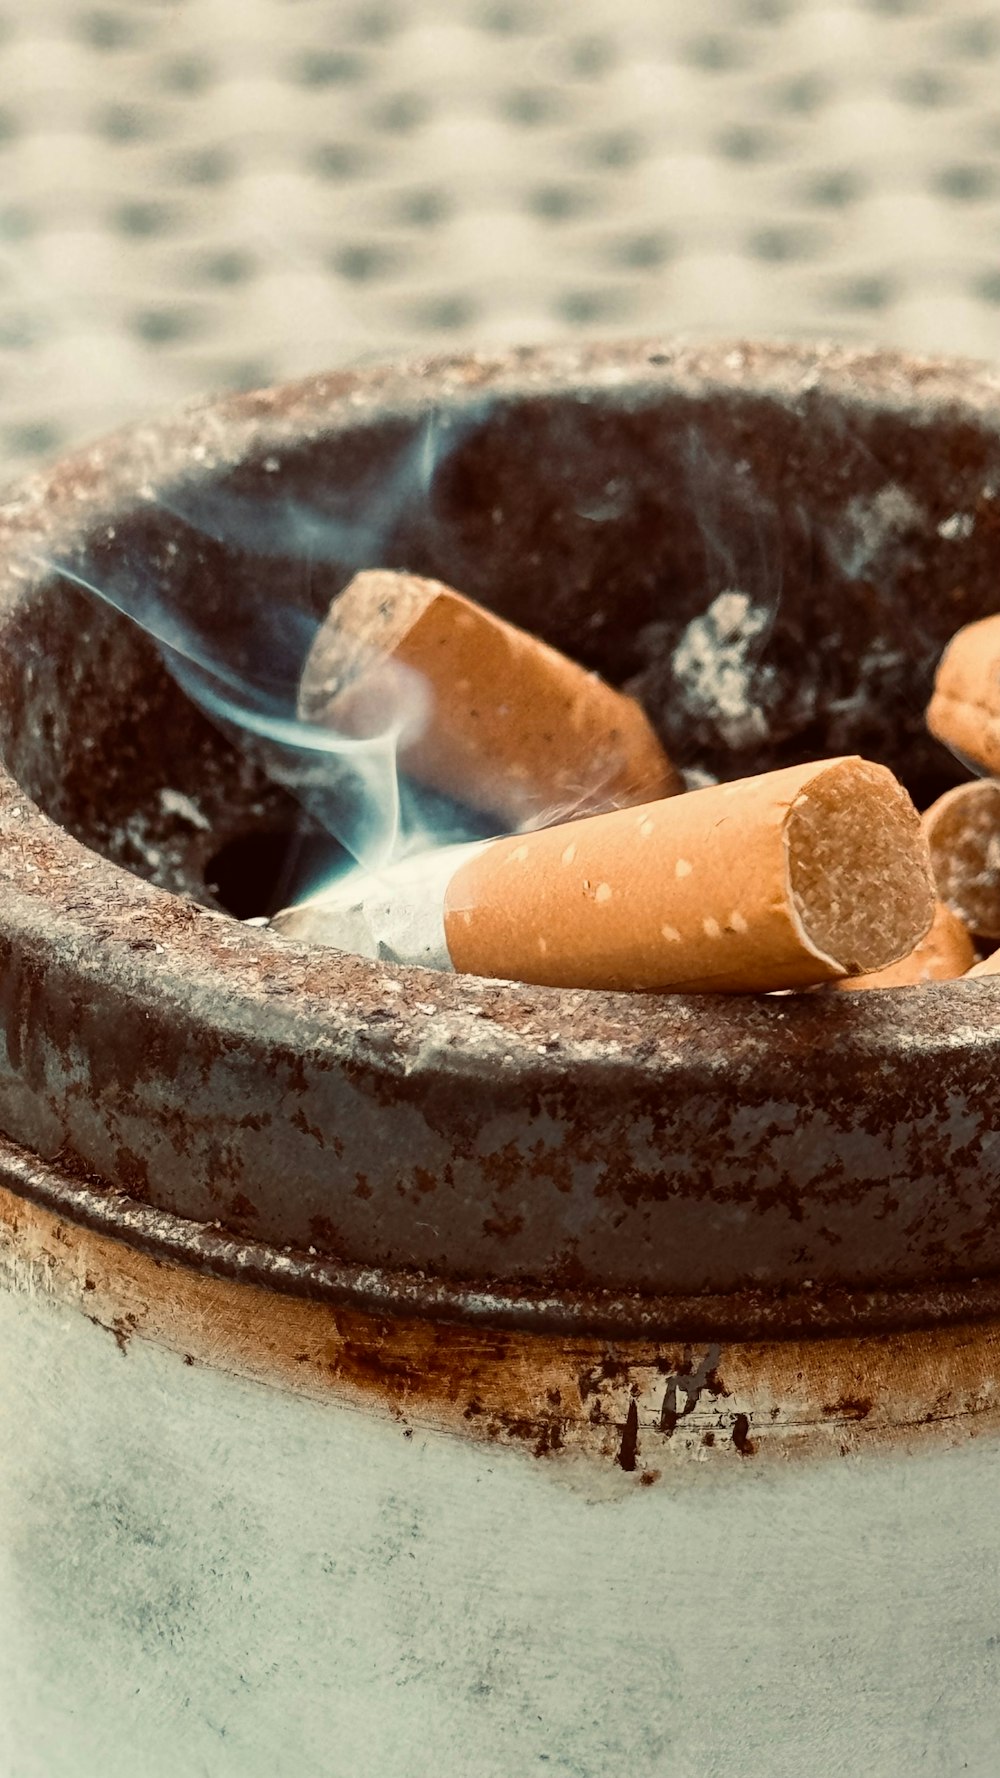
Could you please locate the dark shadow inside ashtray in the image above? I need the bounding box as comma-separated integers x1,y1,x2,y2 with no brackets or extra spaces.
204,830,349,921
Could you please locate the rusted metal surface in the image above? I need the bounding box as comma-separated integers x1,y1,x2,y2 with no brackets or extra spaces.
12,1132,1000,1342
7,1165,1000,1472
0,341,998,1317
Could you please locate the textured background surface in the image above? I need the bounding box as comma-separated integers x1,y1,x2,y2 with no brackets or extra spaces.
1,0,999,479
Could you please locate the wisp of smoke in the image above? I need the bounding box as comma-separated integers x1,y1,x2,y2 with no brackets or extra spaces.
41,408,489,875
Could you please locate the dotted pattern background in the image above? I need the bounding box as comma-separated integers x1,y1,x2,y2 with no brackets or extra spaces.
0,0,999,479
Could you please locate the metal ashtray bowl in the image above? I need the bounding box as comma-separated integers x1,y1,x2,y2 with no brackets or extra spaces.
2,340,1000,1778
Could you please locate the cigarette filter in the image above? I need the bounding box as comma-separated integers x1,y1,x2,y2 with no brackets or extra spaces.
922,778,1000,937
274,757,934,995
833,901,974,991
927,614,1000,775
298,569,680,830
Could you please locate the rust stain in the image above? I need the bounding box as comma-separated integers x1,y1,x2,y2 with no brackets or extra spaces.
6,1180,1000,1471
616,1399,640,1471
822,1393,873,1420
731,1412,756,1458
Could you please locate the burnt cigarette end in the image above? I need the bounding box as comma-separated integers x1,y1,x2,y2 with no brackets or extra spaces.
922,779,1000,939
785,759,935,977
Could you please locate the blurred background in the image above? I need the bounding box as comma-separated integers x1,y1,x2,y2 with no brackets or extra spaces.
1,0,998,481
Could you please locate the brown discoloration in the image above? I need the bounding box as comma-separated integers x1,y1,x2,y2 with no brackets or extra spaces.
616,1400,640,1471
731,1413,756,1457
8,1180,1000,1470
822,1394,873,1420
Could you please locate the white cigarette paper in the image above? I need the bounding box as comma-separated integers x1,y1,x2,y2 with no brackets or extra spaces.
273,844,479,968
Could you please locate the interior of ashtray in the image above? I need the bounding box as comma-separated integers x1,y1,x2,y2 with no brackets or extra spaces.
3,372,996,935
787,760,935,974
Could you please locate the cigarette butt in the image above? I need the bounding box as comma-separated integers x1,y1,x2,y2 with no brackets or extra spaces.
833,901,974,991
922,778,1000,937
298,570,680,829
927,615,1000,775
443,756,934,992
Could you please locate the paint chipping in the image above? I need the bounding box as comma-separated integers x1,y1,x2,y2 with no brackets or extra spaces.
616,1398,639,1471
731,1412,755,1457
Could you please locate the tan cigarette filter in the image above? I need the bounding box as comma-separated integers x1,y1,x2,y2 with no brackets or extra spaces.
298,569,681,829
443,757,935,992
922,778,1000,937
833,901,974,991
927,615,1000,775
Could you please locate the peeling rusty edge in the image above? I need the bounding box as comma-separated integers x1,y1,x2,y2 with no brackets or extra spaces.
9,1133,1000,1341
7,1170,1000,1472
